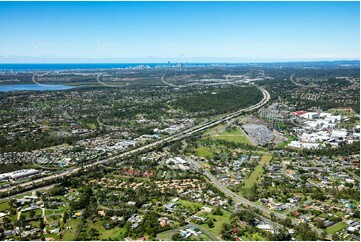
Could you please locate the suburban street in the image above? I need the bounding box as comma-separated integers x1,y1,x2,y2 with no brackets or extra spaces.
185,157,325,236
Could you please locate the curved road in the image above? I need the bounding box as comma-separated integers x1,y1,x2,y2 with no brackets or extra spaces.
290,74,306,87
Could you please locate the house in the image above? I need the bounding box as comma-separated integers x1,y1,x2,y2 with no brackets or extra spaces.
127,201,136,206
300,112,319,120
257,224,274,233
49,228,60,234
202,206,212,213
190,215,207,223
98,210,106,217
49,221,59,228
164,203,175,212
110,215,124,222
159,217,168,227
324,220,335,227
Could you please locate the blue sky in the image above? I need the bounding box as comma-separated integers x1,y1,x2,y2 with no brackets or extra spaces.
0,1,359,63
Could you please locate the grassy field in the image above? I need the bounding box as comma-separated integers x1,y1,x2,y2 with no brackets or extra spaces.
99,226,127,240
176,199,203,213
195,146,221,159
156,230,175,240
241,231,266,241
45,207,67,216
86,123,97,129
327,108,355,116
62,218,82,241
0,201,10,212
203,124,225,136
197,209,232,236
29,220,41,228
243,154,272,189
326,221,348,234
210,129,253,145
275,135,295,148
22,209,42,218
45,233,60,241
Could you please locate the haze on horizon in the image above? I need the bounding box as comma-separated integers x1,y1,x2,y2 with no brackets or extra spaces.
0,1,360,63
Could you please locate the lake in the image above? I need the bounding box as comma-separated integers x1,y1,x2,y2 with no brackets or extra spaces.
0,84,75,92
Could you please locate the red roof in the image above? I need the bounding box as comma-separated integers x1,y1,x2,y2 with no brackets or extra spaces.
232,228,239,233
291,110,306,116
235,238,242,241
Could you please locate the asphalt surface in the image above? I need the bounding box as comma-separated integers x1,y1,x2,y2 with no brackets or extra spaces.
290,74,306,87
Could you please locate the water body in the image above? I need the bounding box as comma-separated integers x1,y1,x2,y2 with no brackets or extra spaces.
0,84,75,92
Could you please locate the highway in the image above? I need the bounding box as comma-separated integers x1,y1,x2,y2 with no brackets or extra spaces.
290,74,306,87
0,86,270,196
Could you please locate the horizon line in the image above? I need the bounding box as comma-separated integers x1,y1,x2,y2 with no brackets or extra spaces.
0,59,360,65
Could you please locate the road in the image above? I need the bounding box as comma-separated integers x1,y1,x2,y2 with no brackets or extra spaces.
290,74,306,87
0,184,58,203
0,86,270,196
185,157,325,236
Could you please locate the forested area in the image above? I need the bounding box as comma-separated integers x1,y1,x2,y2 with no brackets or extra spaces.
173,86,262,116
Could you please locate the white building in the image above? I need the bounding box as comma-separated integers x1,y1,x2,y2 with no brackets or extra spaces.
331,129,348,139
300,112,319,120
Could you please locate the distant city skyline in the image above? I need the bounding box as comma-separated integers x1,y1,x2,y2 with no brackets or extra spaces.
0,1,360,63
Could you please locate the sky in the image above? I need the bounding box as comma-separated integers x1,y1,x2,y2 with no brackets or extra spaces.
0,1,360,63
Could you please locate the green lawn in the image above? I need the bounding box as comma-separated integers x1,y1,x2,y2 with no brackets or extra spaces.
62,218,82,241
157,229,175,240
45,207,67,216
326,221,348,234
45,233,60,240
84,219,127,240
86,123,97,129
29,220,41,228
200,233,213,241
203,124,225,136
197,209,232,236
243,154,272,190
276,135,296,148
210,129,253,145
22,209,42,219
176,199,203,213
0,201,10,212
241,231,266,241
103,227,127,240
195,146,219,159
